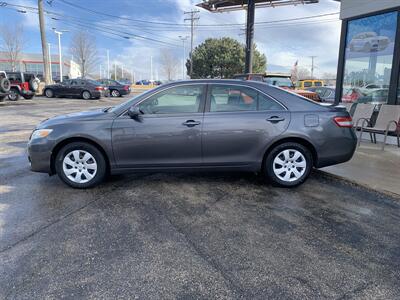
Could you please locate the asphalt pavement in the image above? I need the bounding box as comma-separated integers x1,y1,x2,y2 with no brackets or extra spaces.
1,97,400,299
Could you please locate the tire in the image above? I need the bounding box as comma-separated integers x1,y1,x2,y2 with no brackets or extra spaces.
111,89,120,97
8,89,20,101
29,78,40,92
44,89,54,98
264,142,313,187
23,95,34,100
55,142,107,189
0,78,10,92
82,90,91,100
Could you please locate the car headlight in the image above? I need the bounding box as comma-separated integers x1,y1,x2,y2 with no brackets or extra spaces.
30,129,53,140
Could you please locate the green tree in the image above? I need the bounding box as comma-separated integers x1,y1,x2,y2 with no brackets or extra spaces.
187,37,266,79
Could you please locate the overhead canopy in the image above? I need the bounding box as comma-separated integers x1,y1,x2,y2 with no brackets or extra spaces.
197,0,319,12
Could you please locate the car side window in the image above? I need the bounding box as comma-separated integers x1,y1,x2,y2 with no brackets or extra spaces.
70,80,78,86
258,93,284,111
209,85,257,112
138,85,204,114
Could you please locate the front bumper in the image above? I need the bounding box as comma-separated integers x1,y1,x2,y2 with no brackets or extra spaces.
27,138,54,174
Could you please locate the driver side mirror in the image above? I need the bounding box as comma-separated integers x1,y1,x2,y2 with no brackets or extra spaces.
128,106,143,121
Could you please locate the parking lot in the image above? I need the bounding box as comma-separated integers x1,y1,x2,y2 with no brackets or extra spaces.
1,97,400,299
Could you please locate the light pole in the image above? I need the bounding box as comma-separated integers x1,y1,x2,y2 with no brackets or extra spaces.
179,35,189,80
52,28,68,82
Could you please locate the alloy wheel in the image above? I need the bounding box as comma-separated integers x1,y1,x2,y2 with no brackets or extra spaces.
62,150,97,184
82,91,91,100
111,90,120,97
272,149,307,182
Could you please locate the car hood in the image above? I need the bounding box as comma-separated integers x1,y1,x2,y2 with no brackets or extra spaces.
37,109,114,128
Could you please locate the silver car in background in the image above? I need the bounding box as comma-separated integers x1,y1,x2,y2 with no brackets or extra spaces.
28,80,357,188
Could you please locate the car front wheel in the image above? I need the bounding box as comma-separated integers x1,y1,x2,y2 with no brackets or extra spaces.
265,142,312,187
55,142,106,188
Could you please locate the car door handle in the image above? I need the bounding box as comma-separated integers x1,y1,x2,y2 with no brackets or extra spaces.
182,120,201,127
266,116,285,123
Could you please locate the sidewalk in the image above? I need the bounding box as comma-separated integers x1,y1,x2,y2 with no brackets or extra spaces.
322,141,400,197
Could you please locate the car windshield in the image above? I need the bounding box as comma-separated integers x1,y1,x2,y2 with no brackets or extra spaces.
264,77,293,88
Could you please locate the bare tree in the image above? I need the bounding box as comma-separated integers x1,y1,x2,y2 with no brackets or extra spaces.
160,50,179,81
0,24,25,71
70,32,98,77
297,67,311,80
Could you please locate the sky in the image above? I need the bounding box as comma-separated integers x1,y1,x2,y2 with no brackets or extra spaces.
0,0,342,80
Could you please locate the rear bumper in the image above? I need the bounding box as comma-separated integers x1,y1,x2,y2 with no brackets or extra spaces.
315,132,357,168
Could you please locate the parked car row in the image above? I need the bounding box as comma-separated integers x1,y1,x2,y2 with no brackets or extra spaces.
43,78,131,100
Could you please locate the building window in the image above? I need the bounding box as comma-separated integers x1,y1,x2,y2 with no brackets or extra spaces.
341,11,398,104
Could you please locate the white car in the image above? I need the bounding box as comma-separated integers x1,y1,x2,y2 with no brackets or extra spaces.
349,32,390,52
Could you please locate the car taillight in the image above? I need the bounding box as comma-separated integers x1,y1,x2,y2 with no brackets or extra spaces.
123,85,129,90
333,116,353,128
95,86,103,91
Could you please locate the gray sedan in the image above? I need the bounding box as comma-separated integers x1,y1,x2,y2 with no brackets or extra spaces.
28,80,357,188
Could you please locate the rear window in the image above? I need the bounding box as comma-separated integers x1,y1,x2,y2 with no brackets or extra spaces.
264,77,293,88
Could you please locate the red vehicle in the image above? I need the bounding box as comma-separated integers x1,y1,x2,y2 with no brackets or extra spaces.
342,88,364,103
7,72,40,101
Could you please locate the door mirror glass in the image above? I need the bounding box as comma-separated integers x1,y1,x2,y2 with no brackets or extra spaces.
128,106,142,120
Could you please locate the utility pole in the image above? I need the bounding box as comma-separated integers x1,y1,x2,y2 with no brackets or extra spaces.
48,43,52,83
100,64,102,79
107,50,110,79
179,35,189,80
309,56,317,79
114,62,117,80
121,64,124,79
38,0,51,84
244,0,255,74
184,10,200,78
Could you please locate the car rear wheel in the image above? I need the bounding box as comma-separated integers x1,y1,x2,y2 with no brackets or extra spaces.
45,89,54,98
111,89,120,97
82,90,91,100
55,142,106,188
265,142,312,187
23,95,34,100
8,89,20,101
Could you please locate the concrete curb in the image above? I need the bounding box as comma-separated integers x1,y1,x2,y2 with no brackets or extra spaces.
316,169,400,200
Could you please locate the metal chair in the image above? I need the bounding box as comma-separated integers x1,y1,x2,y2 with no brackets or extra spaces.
352,103,375,129
358,104,400,150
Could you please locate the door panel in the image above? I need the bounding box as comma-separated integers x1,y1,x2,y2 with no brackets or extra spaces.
111,84,205,168
112,113,203,168
202,84,290,166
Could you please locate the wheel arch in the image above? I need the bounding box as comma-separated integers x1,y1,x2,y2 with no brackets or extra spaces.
50,137,110,175
262,136,318,170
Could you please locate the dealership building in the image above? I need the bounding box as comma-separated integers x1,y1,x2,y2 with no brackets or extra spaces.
335,0,400,105
0,52,81,80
